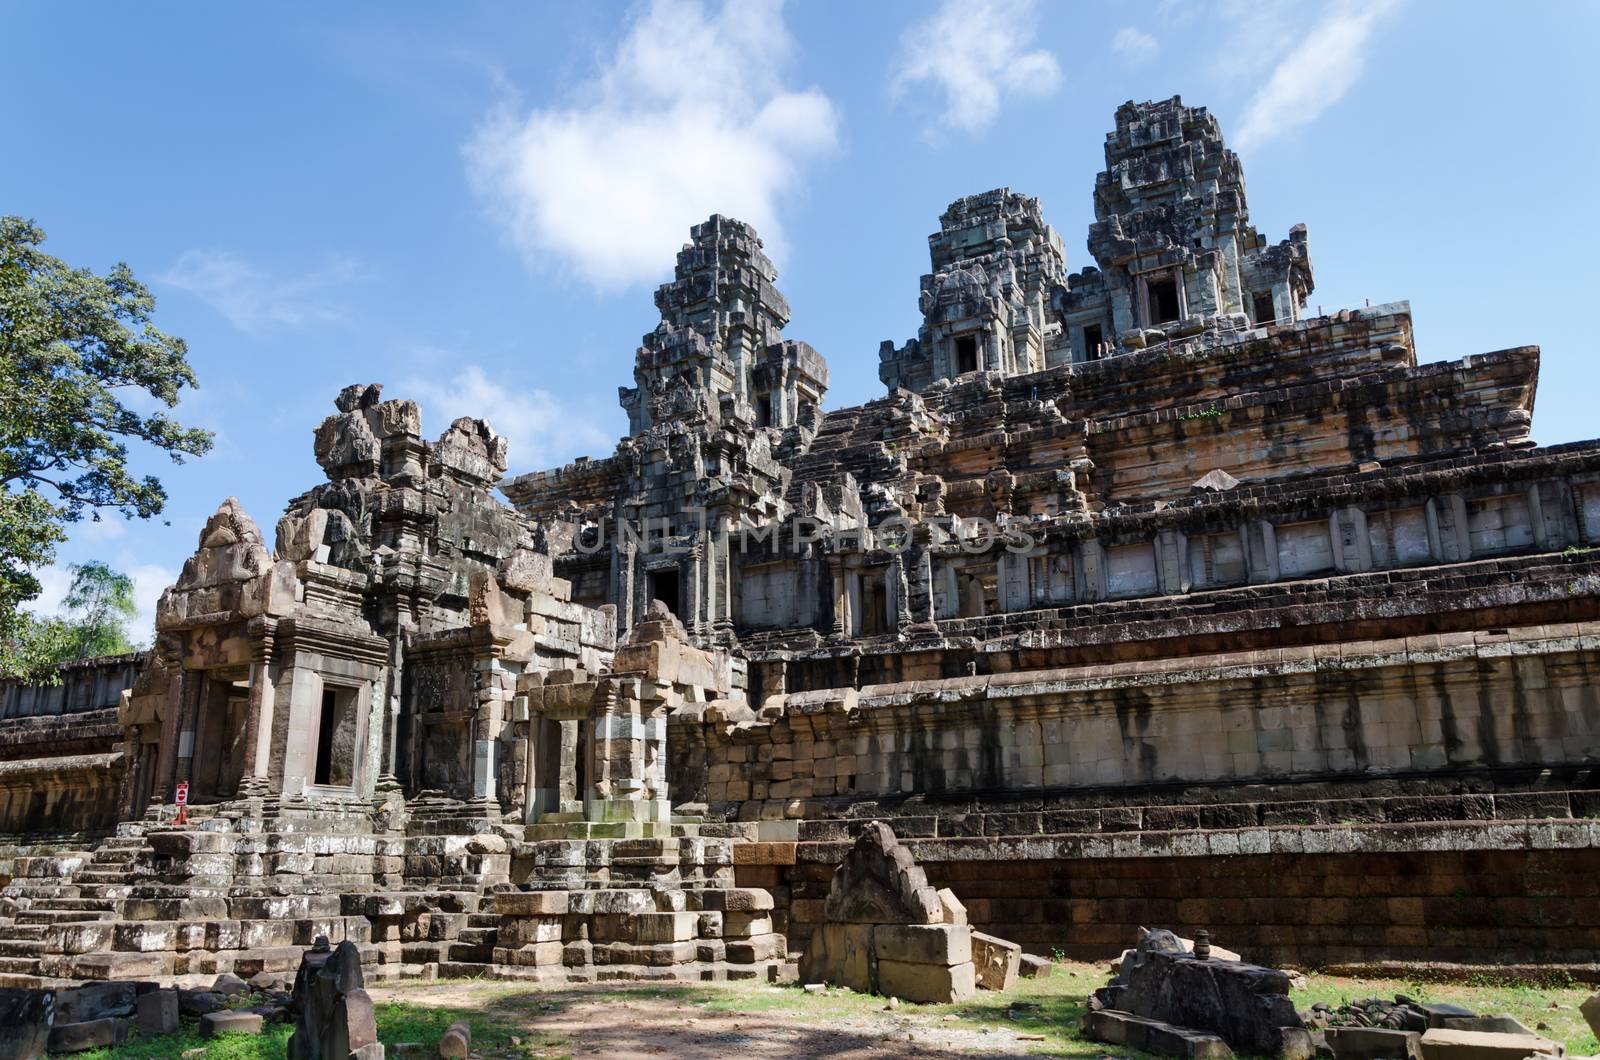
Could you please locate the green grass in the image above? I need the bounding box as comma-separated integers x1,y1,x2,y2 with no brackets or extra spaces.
75,998,565,1060
82,964,1600,1059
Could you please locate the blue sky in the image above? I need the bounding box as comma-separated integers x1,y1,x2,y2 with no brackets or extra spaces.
7,0,1599,639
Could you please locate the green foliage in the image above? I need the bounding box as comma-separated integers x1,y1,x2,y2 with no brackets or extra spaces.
0,216,211,680
1178,406,1224,421
59,559,140,658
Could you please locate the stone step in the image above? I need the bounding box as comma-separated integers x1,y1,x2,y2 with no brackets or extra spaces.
438,960,496,979
445,943,494,964
0,939,46,957
0,972,47,989
34,898,117,913
458,927,498,946
0,956,42,974
15,909,116,925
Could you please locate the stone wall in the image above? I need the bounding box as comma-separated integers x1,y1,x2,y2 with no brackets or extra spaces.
0,655,140,837
739,818,1600,969
684,622,1600,814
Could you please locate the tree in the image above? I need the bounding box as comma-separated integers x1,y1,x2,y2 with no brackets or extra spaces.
1,217,212,680
58,560,140,659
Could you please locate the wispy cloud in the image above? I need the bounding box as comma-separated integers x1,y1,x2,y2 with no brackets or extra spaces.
1111,27,1160,67
401,364,615,474
1233,0,1398,152
464,0,838,291
889,0,1061,138
159,250,364,333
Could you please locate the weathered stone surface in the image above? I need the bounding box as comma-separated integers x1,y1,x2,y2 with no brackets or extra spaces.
970,931,1020,992
821,823,941,925
136,989,180,1036
288,938,380,1060
1581,992,1600,1040
47,1017,128,1054
1018,953,1054,979
202,1009,265,1038
1325,1026,1422,1060
0,987,54,1060
1417,1028,1560,1060
1083,1008,1235,1059
875,958,976,1005
439,1020,472,1057
1103,947,1304,1057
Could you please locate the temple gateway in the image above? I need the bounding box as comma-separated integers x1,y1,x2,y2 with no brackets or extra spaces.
2,96,1597,988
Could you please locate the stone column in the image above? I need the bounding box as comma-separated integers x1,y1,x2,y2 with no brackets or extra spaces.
239,623,277,797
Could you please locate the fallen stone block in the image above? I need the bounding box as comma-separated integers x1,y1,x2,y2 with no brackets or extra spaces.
136,988,180,1036
212,971,250,996
56,981,142,1023
1417,1028,1560,1060
970,931,1020,992
1100,946,1306,1057
1582,993,1600,1040
796,922,873,994
178,988,227,1016
439,1019,472,1057
1432,1016,1536,1036
1083,1008,1234,1059
202,1009,266,1039
47,1017,129,1054
1325,1025,1422,1060
1018,953,1054,979
0,987,53,1060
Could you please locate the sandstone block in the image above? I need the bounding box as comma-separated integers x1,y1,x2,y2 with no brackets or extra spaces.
1083,1009,1233,1059
876,958,976,1004
0,987,54,1059
1418,1029,1559,1060
970,931,1021,991
1325,1027,1422,1060
49,1017,129,1054
1019,953,1054,979
202,1009,265,1038
136,989,180,1036
874,923,970,966
1582,992,1600,1040
440,1019,472,1057
494,890,569,916
797,922,873,994
936,888,967,925
636,912,698,943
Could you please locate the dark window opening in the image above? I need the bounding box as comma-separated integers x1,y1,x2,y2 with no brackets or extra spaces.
1252,291,1275,325
313,686,358,787
1147,274,1181,325
954,335,978,374
860,577,887,636
648,569,681,619
753,395,772,428
1082,324,1104,360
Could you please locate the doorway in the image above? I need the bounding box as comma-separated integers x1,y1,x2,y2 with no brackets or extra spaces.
648,568,681,619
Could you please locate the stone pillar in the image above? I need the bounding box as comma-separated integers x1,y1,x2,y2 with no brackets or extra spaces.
240,624,278,797
377,635,403,792
830,561,849,638
173,672,203,792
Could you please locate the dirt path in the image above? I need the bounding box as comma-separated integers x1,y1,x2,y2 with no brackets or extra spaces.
369,980,1052,1059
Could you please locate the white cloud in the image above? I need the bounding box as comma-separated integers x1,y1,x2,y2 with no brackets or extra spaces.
125,563,176,648
1112,27,1159,66
402,364,615,473
889,0,1061,137
22,558,174,650
464,0,838,290
1232,0,1398,152
159,250,363,333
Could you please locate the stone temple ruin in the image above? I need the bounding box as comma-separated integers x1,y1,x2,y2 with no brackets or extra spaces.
3,95,1600,1005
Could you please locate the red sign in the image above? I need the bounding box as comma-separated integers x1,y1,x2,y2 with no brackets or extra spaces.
174,781,189,807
